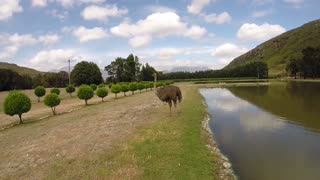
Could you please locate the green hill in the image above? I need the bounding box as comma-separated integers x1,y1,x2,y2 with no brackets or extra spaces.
225,19,320,77
0,62,43,77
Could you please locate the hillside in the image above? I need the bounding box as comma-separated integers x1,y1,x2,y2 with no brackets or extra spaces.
225,19,320,76
0,62,43,77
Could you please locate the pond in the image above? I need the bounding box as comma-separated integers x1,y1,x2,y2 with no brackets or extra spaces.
200,82,320,180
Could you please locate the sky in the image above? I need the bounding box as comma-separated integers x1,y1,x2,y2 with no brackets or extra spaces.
0,0,319,72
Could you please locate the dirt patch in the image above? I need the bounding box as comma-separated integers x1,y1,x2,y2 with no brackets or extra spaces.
0,90,162,179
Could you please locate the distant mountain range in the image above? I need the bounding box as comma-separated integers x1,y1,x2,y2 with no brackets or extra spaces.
0,62,43,77
225,19,320,76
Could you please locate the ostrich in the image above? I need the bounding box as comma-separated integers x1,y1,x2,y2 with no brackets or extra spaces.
153,73,182,116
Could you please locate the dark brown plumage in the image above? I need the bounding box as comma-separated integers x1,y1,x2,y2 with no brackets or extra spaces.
155,85,182,116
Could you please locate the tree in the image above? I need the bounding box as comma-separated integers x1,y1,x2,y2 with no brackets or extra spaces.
44,93,61,115
111,84,121,99
65,85,76,97
3,91,31,124
34,86,46,102
77,84,94,105
140,63,156,81
129,82,137,94
286,59,299,79
50,88,60,95
0,69,32,91
105,54,142,83
90,84,97,91
96,87,108,102
71,61,103,86
137,82,144,93
98,83,105,88
121,84,129,96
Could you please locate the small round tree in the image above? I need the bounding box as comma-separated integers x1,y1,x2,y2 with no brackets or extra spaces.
129,82,137,95
44,93,61,115
137,82,144,93
77,84,94,105
111,84,121,99
121,84,129,96
50,88,60,95
3,91,31,124
65,85,76,97
34,86,46,102
96,87,108,102
90,84,97,91
148,82,154,90
98,83,105,88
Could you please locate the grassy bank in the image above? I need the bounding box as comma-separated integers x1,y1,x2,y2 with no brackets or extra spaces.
47,85,216,179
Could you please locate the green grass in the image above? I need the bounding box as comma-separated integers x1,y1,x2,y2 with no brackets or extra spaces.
46,86,216,179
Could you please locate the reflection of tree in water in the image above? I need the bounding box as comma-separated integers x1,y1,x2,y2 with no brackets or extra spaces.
227,83,320,131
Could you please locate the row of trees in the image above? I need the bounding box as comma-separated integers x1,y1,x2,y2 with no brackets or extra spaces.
286,47,320,79
0,69,33,91
3,80,173,124
159,61,268,80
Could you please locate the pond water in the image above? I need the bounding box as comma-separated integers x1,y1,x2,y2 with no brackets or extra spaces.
200,82,320,180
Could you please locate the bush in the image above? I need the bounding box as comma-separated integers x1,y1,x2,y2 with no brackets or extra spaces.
137,82,144,93
121,84,129,96
77,84,94,105
3,91,31,124
96,87,108,102
44,93,61,115
156,82,165,87
111,84,121,99
90,84,97,91
50,88,60,95
98,83,105,88
65,85,75,97
34,86,46,102
148,82,154,90
129,82,137,94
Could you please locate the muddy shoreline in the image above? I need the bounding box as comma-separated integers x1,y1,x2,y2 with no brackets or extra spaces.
201,99,237,180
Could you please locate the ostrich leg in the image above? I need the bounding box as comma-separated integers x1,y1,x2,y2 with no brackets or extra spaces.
168,101,172,116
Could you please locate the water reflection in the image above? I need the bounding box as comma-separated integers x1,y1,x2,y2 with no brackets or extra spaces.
200,86,320,180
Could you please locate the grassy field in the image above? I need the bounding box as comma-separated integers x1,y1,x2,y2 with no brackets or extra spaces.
0,83,219,179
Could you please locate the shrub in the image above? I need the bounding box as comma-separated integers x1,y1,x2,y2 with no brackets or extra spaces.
137,82,144,93
65,85,75,97
34,86,46,102
50,88,60,95
111,84,121,99
90,84,97,91
96,87,108,102
129,82,137,95
98,83,105,88
44,93,61,115
156,82,165,87
148,82,154,90
121,84,129,96
77,84,94,105
3,91,31,124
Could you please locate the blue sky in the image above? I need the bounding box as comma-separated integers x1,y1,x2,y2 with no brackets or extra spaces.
0,0,319,72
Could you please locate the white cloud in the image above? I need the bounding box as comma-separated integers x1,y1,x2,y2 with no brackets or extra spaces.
47,9,69,21
237,23,286,42
187,0,211,14
38,34,60,45
8,33,38,46
32,0,48,7
0,46,18,59
211,43,250,66
72,26,108,42
146,5,176,13
283,0,304,8
110,12,207,47
0,0,23,21
56,0,104,8
81,4,128,21
202,12,231,24
129,35,152,48
29,49,76,71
